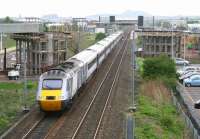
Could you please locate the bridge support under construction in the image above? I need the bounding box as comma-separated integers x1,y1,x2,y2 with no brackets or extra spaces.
11,32,68,75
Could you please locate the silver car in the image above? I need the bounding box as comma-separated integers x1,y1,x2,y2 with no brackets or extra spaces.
175,58,189,66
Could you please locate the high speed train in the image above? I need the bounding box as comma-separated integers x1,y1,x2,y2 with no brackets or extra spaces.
37,31,123,111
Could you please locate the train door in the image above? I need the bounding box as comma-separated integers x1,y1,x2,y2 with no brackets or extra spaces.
81,67,84,84
77,70,82,89
67,78,73,99
97,54,100,67
85,64,88,80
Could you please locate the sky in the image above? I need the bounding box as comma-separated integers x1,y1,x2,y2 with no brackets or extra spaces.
1,0,200,17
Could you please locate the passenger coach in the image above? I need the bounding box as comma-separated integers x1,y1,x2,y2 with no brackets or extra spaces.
37,31,123,111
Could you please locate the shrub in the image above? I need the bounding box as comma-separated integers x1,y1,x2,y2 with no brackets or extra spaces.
95,33,106,41
135,81,186,138
142,55,176,88
143,55,176,79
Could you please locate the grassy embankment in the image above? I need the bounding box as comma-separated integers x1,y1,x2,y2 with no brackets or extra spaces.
4,33,95,50
3,36,15,49
134,57,190,139
0,81,37,134
67,33,96,58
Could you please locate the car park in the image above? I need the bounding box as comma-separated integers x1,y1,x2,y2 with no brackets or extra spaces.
177,66,200,76
179,71,200,83
183,75,200,87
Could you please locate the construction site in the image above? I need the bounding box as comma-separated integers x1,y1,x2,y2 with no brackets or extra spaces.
136,29,200,58
0,16,135,77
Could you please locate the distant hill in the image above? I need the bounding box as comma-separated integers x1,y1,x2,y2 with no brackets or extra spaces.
86,10,152,20
118,10,151,19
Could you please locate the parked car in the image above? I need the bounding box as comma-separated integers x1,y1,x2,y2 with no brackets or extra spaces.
177,66,200,76
194,99,200,109
174,58,189,66
7,64,21,80
179,71,200,83
183,75,200,87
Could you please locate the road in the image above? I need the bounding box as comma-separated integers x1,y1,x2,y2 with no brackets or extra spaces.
176,82,200,134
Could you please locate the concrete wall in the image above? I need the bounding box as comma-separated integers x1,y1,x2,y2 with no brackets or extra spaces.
0,23,43,33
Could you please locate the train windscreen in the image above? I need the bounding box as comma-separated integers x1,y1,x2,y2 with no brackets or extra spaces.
43,79,63,89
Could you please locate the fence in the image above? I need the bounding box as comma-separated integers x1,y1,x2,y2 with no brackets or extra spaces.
171,92,200,139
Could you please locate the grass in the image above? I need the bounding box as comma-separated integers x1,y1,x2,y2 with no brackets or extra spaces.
0,81,37,134
80,33,96,50
67,33,97,58
3,36,15,48
134,80,190,139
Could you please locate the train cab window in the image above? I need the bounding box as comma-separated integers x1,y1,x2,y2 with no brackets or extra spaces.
43,79,62,90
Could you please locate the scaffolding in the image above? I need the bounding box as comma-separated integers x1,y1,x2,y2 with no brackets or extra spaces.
11,32,68,75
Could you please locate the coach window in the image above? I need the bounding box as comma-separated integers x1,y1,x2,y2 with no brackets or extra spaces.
100,51,104,57
88,58,97,69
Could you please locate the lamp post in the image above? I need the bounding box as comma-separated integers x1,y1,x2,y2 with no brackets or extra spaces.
183,30,190,91
183,31,186,92
171,23,177,58
184,32,186,61
0,33,2,52
171,24,174,59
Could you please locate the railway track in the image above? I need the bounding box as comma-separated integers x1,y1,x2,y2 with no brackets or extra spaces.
21,114,61,139
43,33,129,139
2,32,129,139
70,33,129,139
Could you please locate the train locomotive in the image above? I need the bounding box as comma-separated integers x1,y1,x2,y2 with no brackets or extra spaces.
36,31,123,111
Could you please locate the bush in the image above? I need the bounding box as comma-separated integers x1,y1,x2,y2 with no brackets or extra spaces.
143,55,176,79
136,57,144,75
95,33,106,41
142,55,176,88
136,36,142,48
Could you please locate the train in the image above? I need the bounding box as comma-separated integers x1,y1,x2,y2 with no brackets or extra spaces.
36,31,124,111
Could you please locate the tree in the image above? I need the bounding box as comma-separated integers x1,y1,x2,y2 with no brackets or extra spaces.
142,55,176,79
95,33,106,41
3,16,14,23
176,24,188,30
136,36,142,48
161,21,171,29
142,55,176,88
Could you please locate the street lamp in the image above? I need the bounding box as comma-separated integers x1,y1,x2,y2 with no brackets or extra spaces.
183,30,190,96
183,30,190,61
0,33,2,52
171,24,177,59
171,24,174,59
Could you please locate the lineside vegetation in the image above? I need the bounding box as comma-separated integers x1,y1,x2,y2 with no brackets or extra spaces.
0,81,37,134
134,55,190,138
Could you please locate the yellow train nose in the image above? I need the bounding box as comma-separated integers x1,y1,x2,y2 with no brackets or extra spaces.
39,100,62,111
39,90,62,111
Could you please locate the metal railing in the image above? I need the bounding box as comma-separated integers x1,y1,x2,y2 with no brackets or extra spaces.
171,92,200,139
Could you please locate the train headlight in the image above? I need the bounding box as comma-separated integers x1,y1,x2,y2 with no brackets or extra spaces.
58,96,65,100
37,96,43,100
